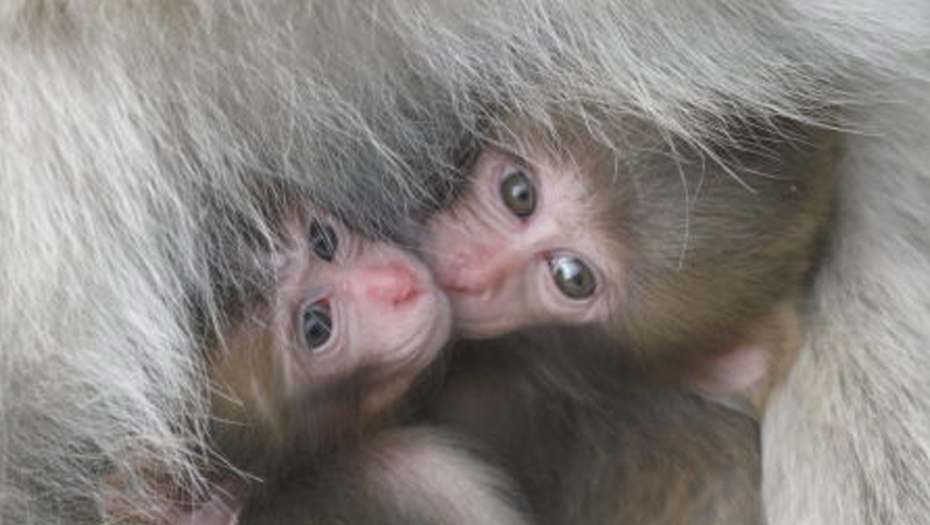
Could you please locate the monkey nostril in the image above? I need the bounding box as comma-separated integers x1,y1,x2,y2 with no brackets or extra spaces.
392,284,420,306
364,261,423,306
390,265,422,305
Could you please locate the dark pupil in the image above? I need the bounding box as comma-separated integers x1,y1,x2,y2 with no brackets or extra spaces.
309,220,338,262
303,303,332,351
500,170,536,218
550,255,596,299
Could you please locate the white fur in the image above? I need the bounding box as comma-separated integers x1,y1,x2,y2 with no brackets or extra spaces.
764,77,930,524
0,1,928,524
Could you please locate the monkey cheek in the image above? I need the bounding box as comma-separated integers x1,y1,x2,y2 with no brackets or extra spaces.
418,220,497,293
418,219,453,268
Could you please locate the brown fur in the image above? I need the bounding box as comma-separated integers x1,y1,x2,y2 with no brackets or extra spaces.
490,117,840,360
431,332,763,525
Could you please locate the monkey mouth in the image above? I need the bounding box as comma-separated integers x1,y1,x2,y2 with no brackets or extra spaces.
438,282,475,297
437,277,496,302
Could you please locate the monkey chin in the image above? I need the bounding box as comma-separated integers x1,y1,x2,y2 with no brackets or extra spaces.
388,280,455,364
356,289,453,419
407,253,455,348
403,286,455,367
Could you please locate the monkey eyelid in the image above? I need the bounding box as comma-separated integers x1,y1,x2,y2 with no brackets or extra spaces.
491,148,537,182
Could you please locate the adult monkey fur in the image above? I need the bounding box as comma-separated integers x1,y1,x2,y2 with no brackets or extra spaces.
1,1,930,525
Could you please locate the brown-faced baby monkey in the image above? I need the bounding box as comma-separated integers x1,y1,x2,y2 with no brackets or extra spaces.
423,116,840,524
423,116,839,406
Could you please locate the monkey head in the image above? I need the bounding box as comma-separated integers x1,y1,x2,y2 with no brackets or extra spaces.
422,121,837,356
422,142,622,340
210,205,452,467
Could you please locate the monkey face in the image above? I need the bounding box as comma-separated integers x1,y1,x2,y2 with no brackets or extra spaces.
421,146,621,340
214,206,452,438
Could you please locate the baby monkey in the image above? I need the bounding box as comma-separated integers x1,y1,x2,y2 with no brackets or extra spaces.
104,202,528,525
423,117,839,523
209,207,451,474
423,116,839,401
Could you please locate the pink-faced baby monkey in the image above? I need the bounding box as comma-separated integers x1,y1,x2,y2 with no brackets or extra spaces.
209,206,451,473
104,203,528,525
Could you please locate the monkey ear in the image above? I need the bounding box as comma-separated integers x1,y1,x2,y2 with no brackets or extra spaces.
690,344,770,418
177,480,246,525
178,497,242,525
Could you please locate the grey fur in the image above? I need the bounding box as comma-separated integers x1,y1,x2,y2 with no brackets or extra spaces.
0,1,928,524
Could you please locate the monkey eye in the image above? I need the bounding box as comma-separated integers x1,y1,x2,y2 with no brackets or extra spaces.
499,168,537,218
309,219,338,262
302,301,333,352
548,254,596,300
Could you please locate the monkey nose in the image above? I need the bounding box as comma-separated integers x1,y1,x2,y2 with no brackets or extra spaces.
437,251,506,297
359,261,422,306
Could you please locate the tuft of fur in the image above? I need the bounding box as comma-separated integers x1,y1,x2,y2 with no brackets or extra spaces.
245,427,530,525
0,1,929,524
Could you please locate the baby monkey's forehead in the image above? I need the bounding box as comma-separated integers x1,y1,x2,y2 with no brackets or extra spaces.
486,139,616,220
